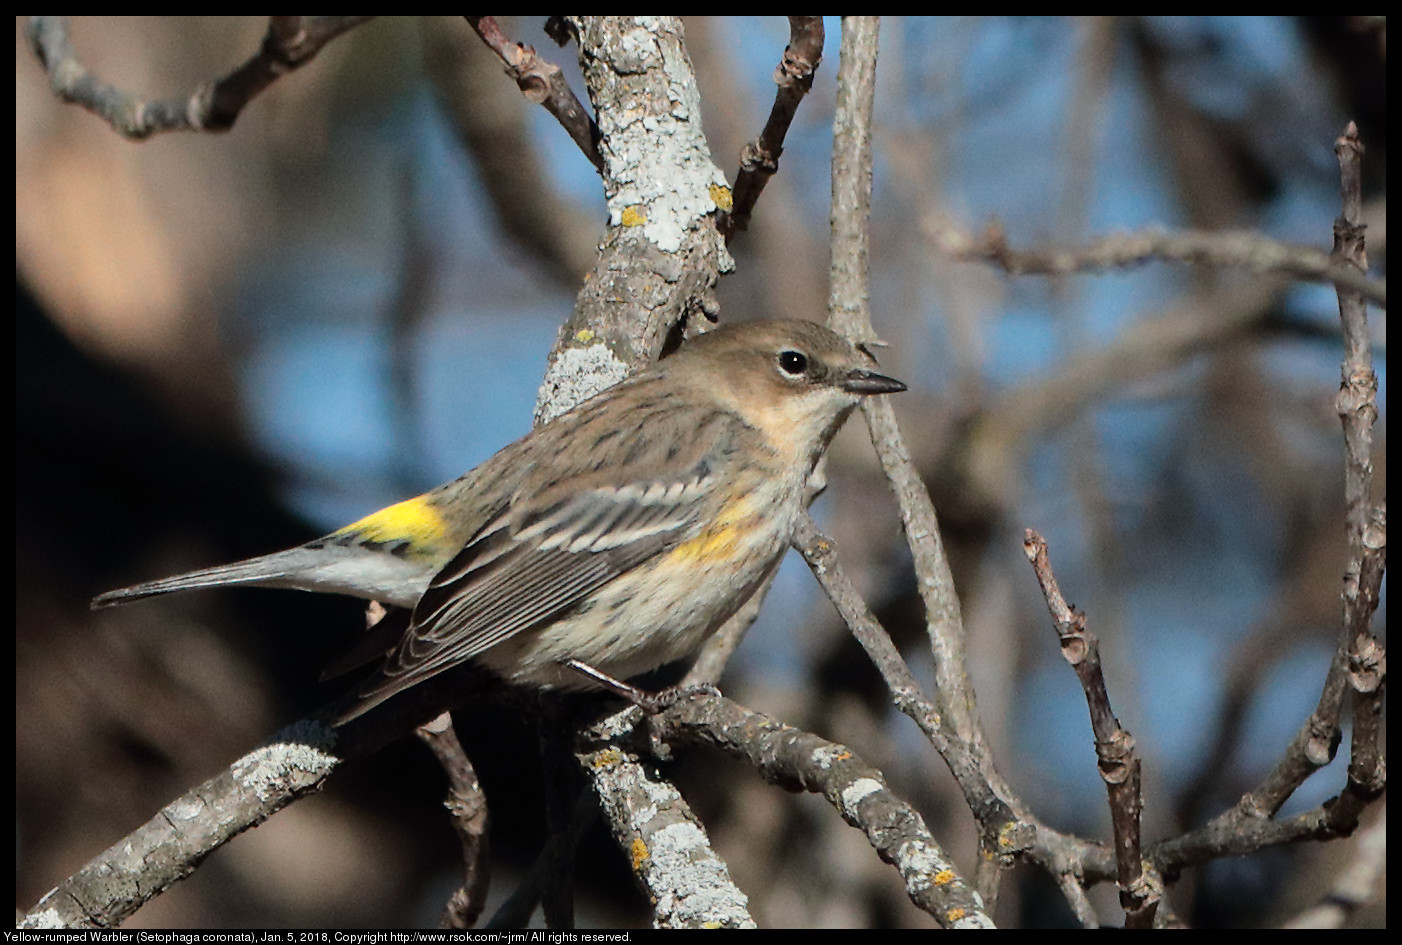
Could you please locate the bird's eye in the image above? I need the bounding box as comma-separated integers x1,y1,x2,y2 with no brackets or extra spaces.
778,349,808,377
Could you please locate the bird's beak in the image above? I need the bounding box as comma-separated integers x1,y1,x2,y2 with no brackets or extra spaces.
841,369,907,395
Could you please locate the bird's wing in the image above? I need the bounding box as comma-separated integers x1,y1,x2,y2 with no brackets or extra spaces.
345,433,739,717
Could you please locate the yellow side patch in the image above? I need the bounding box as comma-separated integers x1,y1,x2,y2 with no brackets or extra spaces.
336,495,446,554
668,496,755,564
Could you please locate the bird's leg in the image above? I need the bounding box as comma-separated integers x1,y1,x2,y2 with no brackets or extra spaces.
559,659,719,713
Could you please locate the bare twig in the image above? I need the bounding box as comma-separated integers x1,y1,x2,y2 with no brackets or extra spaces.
824,7,1003,818
721,16,824,239
1023,531,1160,928
464,16,604,172
417,713,491,929
794,518,1134,915
1148,122,1386,886
24,16,374,138
827,15,991,775
1225,123,1386,827
825,18,1032,911
793,516,1020,836
1152,793,1381,876
929,218,1386,308
827,16,881,346
1329,122,1387,815
1056,871,1100,929
422,18,599,285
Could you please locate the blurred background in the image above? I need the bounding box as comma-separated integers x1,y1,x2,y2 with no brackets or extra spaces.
16,16,1386,928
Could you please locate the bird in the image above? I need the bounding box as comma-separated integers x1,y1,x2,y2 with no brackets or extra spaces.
92,319,907,723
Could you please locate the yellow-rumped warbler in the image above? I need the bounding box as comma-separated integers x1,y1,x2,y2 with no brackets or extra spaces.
93,319,906,722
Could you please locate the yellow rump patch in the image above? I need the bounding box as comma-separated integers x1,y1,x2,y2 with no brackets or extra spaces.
336,495,446,554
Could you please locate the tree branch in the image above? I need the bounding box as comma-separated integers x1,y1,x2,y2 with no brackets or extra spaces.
24,16,374,138
639,690,995,928
827,14,998,795
19,668,498,929
21,720,342,929
576,708,755,929
534,16,733,426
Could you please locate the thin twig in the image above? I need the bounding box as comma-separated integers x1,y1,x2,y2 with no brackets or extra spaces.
1056,871,1100,929
1152,792,1381,875
827,16,986,752
417,713,491,929
929,217,1386,308
793,515,1021,838
464,16,604,172
24,16,374,138
1147,122,1387,884
1228,123,1384,825
721,16,824,239
1329,122,1386,813
824,18,1034,910
1023,531,1160,928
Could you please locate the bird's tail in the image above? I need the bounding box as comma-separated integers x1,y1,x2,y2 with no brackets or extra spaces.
91,543,431,610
